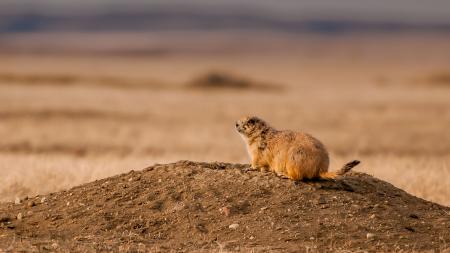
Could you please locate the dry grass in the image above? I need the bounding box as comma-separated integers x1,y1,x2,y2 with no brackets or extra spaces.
0,72,164,89
0,32,449,206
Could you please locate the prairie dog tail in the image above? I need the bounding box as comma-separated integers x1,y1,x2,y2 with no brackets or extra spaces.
319,160,360,179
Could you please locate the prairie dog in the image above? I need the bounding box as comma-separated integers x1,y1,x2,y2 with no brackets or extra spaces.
235,116,359,180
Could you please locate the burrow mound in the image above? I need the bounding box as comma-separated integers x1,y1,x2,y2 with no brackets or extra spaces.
0,161,449,252
186,71,280,91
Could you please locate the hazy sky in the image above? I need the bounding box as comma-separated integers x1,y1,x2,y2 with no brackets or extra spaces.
2,0,450,24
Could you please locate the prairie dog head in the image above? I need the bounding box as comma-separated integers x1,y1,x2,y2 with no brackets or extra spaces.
235,116,271,139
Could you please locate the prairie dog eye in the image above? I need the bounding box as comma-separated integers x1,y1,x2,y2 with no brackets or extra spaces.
248,119,255,124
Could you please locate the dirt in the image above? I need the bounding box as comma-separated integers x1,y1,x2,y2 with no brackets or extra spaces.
0,161,449,252
418,71,450,87
186,71,279,91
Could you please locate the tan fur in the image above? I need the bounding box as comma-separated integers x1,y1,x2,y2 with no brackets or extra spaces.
236,116,360,181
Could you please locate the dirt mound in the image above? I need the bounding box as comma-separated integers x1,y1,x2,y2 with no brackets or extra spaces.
187,71,279,91
411,71,450,88
1,161,449,252
421,71,450,87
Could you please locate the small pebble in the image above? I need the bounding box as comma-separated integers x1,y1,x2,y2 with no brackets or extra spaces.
40,197,47,203
317,196,326,204
366,233,376,240
370,214,376,219
409,214,419,219
14,197,21,205
249,236,255,240
27,211,33,216
17,213,23,220
228,223,239,229
220,207,231,217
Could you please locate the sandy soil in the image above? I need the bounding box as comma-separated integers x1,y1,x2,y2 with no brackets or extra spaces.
1,161,449,252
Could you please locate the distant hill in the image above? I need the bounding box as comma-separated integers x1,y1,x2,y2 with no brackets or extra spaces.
0,3,449,33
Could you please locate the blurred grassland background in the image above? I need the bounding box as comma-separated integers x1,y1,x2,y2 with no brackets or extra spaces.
0,0,449,205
